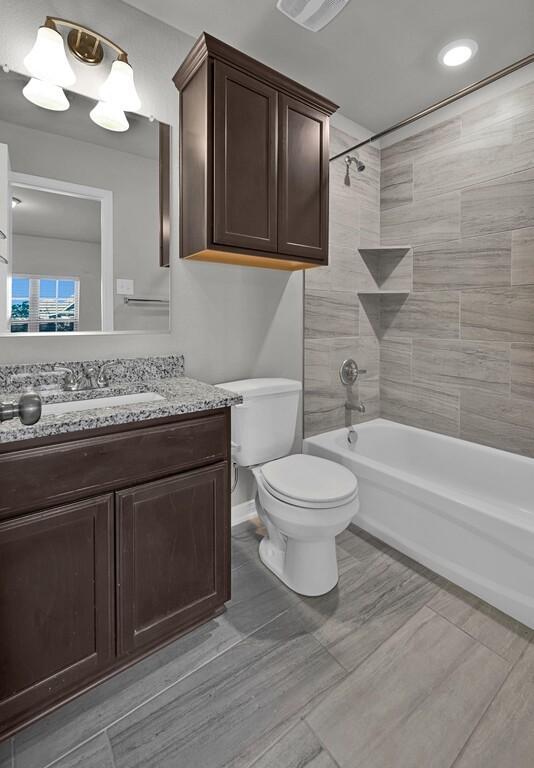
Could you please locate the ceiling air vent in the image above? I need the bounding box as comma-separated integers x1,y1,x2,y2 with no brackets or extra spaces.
276,0,350,31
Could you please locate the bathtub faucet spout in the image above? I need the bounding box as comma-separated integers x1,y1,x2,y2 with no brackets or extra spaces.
345,400,366,415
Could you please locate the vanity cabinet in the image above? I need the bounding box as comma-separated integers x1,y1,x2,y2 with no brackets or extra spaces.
0,409,231,739
174,33,337,271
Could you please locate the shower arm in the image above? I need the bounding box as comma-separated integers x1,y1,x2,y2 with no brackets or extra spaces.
329,50,534,162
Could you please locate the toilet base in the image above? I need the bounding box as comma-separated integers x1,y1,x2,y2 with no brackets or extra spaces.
259,535,339,597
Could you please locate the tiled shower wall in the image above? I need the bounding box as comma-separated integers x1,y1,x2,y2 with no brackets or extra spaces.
380,78,534,457
303,127,381,436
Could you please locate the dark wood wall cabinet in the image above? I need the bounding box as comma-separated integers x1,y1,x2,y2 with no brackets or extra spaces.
174,33,338,271
0,409,231,739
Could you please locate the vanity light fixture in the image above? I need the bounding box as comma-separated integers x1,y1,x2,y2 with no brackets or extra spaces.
438,39,478,67
22,17,141,131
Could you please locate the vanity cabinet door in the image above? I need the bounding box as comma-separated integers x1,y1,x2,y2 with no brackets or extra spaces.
116,463,229,656
213,61,278,252
278,94,329,263
0,495,114,733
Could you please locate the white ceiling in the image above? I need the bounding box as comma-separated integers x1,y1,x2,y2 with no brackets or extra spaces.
124,0,534,131
12,187,101,244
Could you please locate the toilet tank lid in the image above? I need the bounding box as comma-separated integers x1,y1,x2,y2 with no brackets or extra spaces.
217,378,302,399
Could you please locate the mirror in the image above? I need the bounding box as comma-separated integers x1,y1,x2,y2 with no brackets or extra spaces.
0,70,170,335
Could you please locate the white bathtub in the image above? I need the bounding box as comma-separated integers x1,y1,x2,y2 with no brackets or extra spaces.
304,418,534,628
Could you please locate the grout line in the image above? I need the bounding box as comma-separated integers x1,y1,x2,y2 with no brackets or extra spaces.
42,609,290,768
448,646,522,768
425,605,522,665
303,720,342,767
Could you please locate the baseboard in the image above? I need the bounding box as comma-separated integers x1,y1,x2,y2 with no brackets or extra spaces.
231,499,258,527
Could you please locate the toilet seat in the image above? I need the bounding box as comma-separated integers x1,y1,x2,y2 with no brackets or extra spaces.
260,454,358,510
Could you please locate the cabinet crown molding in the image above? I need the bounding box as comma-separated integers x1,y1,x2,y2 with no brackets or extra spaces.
173,32,338,115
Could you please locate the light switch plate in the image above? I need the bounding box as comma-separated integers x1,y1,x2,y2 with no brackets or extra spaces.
116,278,134,296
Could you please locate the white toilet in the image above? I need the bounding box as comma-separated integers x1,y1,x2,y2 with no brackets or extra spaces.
218,378,359,596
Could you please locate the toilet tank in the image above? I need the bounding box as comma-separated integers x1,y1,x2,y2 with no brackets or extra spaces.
217,378,301,467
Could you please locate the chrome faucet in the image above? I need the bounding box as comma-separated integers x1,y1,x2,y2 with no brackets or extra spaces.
55,362,117,392
339,358,367,437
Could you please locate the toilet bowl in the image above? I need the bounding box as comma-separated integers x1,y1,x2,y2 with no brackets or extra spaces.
253,454,359,596
217,378,359,597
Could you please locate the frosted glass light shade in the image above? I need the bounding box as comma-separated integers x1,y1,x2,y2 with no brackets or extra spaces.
22,78,70,111
90,101,129,132
99,59,141,111
24,26,76,87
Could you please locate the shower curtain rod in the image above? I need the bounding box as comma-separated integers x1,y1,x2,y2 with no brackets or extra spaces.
329,51,534,162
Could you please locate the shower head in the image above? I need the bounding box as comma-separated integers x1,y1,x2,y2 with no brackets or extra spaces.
343,154,365,186
345,155,365,172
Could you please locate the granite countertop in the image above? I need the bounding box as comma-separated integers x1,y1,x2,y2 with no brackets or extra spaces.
0,356,242,445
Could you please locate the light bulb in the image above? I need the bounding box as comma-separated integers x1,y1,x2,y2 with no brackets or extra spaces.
24,25,75,87
438,39,478,68
22,78,70,111
90,101,129,132
99,59,141,111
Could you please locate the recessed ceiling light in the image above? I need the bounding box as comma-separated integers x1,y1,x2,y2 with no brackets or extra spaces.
438,39,478,67
11,197,21,208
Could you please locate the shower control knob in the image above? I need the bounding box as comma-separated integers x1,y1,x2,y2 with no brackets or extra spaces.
339,359,366,386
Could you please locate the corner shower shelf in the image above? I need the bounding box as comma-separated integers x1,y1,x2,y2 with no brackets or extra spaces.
357,245,413,295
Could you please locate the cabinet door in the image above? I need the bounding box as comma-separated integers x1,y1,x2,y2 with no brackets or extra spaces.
0,496,114,733
213,61,278,252
278,94,329,262
116,463,229,656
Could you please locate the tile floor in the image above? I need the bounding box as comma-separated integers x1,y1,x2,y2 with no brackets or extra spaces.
3,521,534,768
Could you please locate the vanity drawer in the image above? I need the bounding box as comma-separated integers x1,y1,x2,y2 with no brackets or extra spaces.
0,412,229,518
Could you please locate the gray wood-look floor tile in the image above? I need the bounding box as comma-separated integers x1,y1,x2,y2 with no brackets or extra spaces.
460,390,534,458
413,233,512,291
50,734,115,768
429,583,532,664
452,642,534,768
288,531,439,672
461,285,534,343
0,740,13,768
381,191,461,247
412,339,511,395
14,529,288,768
380,291,460,339
461,167,534,238
511,343,534,399
108,612,346,768
512,226,534,285
14,611,245,768
248,721,339,768
306,607,510,768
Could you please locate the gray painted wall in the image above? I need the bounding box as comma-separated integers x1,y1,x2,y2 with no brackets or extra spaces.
0,0,303,387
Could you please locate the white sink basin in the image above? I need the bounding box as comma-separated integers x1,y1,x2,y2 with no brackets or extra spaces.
42,392,165,416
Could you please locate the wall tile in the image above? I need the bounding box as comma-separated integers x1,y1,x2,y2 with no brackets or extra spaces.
381,162,413,210
511,343,534,400
380,339,412,383
511,226,534,285
304,290,358,339
380,380,459,436
381,192,461,247
461,167,534,238
461,285,534,342
412,340,510,395
461,80,534,137
460,390,534,457
413,233,511,291
413,122,533,200
381,291,460,339
381,118,462,169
